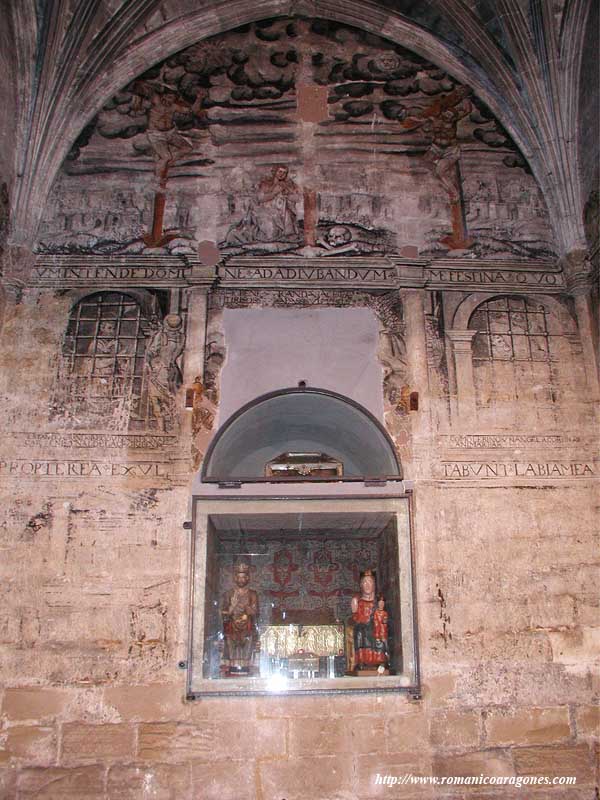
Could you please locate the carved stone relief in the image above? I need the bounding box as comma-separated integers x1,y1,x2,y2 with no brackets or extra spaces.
49,292,185,433
425,291,450,405
36,17,553,262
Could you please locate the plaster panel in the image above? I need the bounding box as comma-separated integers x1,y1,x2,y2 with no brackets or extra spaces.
218,306,384,425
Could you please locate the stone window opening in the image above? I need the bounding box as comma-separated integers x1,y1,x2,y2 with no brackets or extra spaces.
468,295,563,413
51,290,165,431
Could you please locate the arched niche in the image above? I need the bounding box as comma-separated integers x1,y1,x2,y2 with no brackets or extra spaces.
451,291,578,333
201,388,402,482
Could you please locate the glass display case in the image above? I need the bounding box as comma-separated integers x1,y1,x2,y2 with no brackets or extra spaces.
187,494,418,696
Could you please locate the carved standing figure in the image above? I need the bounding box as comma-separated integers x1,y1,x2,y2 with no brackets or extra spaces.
373,594,390,668
350,570,388,670
220,560,260,676
144,313,184,432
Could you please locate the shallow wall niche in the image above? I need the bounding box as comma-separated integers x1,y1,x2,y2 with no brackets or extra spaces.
201,388,402,481
218,306,384,424
187,494,417,696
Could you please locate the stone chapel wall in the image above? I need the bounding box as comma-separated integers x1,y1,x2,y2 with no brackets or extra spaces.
0,14,598,800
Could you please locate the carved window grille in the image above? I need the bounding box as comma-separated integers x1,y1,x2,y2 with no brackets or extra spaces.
61,292,151,428
468,296,562,413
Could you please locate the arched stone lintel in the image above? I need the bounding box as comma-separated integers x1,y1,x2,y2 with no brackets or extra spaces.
450,291,578,333
65,288,160,323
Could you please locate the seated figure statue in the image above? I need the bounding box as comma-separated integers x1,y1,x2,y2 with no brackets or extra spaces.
220,559,259,676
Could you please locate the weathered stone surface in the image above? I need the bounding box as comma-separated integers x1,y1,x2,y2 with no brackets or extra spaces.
575,704,599,738
103,684,189,722
107,763,192,800
1,689,68,721
485,707,571,746
60,723,135,765
259,755,354,800
191,759,257,800
4,726,56,765
512,744,595,781
288,716,352,756
16,766,105,798
432,749,514,779
422,673,458,706
0,767,17,800
138,719,286,762
429,710,481,748
386,710,430,752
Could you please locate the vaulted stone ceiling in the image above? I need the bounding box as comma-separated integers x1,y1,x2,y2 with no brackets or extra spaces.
1,0,595,259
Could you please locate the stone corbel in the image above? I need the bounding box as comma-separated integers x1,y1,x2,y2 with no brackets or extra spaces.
446,328,478,422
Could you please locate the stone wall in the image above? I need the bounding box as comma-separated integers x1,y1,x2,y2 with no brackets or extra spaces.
0,276,597,799
0,8,598,799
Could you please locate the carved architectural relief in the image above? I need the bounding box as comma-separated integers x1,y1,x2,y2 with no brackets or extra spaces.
465,295,588,427
50,292,185,433
35,17,553,262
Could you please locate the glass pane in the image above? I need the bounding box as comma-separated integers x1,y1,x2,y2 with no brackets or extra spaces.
491,334,512,359
488,312,510,333
530,336,548,360
512,334,530,360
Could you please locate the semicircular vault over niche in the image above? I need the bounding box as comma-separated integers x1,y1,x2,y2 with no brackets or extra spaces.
201,388,402,482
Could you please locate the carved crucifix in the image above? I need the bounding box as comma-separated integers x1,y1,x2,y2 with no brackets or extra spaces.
131,71,207,247
402,86,474,250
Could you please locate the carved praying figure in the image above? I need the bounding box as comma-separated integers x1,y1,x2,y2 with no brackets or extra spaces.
220,560,260,676
225,165,301,248
144,313,184,432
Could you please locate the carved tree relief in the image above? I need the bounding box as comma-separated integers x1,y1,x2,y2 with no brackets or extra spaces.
37,17,552,261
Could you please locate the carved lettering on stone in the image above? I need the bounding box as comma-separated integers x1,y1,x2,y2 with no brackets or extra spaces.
19,432,177,450
0,460,170,479
441,434,581,449
440,461,596,480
